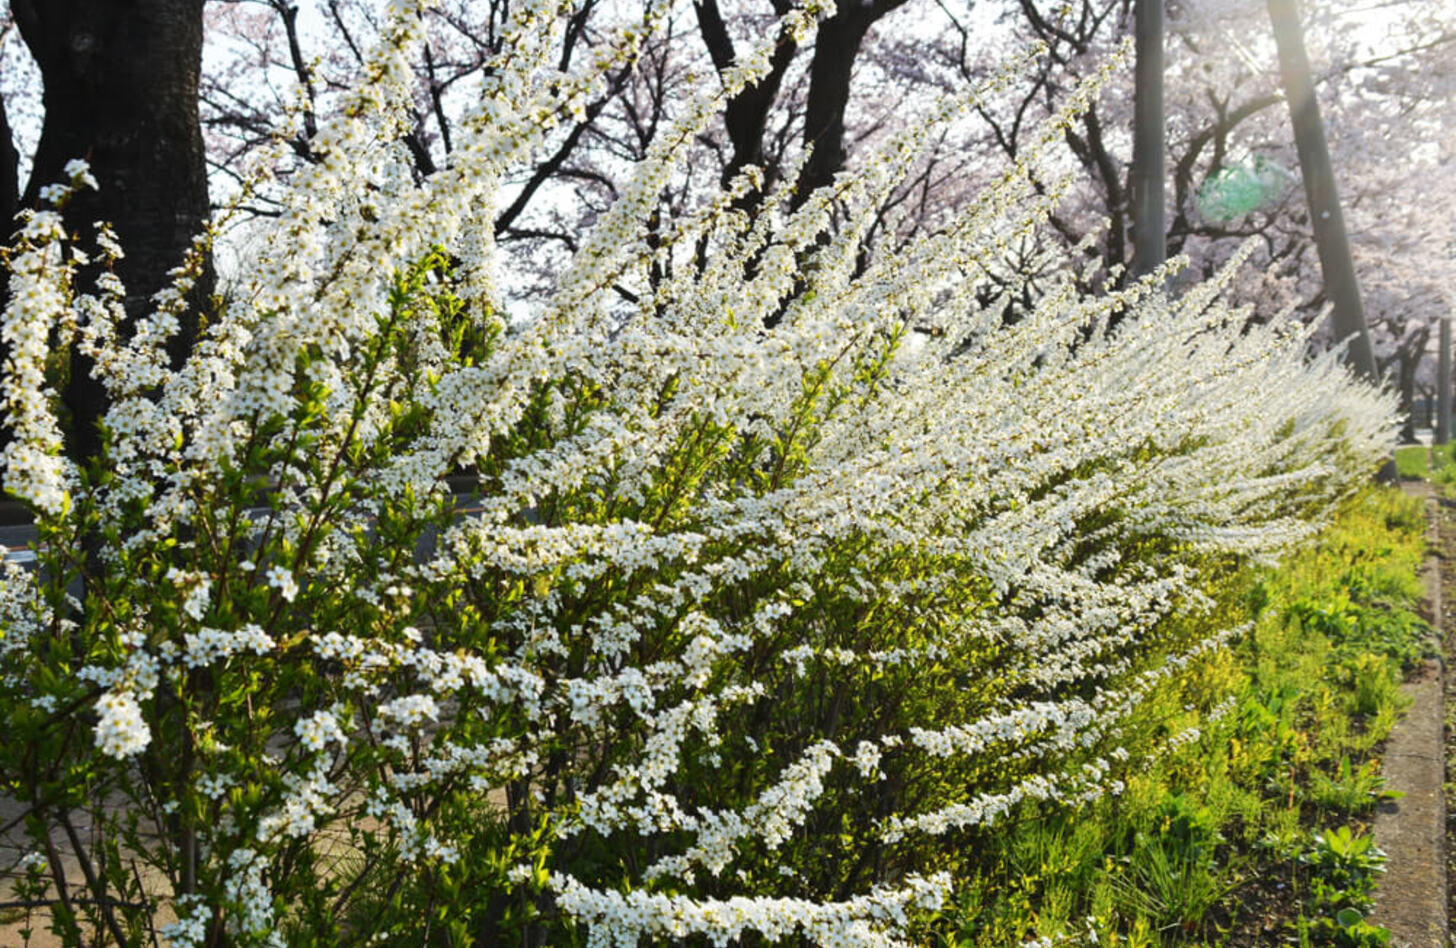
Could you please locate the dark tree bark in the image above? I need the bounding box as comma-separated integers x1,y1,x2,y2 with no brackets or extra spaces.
694,0,800,193
794,0,909,207
0,94,17,231
1266,0,1376,383
11,0,213,466
1064,104,1128,278
693,0,907,327
694,0,908,212
0,91,17,445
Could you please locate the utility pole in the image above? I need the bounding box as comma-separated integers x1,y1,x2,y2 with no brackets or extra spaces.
1131,0,1165,279
1266,0,1377,384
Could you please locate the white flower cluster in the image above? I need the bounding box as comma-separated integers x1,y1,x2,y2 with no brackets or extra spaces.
159,895,211,948
257,761,337,841
0,556,47,661
220,849,284,948
264,565,298,603
183,623,274,668
93,689,150,758
552,870,953,948
167,568,213,622
0,204,80,517
376,693,440,730
644,740,843,881
294,708,347,752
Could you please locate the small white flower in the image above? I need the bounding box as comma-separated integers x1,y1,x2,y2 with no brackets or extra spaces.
294,710,347,752
265,564,298,602
63,158,99,190
196,773,236,799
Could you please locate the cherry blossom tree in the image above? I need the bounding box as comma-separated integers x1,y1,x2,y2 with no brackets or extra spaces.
914,0,1456,416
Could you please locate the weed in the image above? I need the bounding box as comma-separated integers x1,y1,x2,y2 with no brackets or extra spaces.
1300,827,1391,945
1310,755,1401,814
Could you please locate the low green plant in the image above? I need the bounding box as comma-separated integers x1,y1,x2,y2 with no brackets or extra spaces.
1310,755,1400,814
1430,442,1456,489
1393,443,1456,485
1300,827,1390,946
1342,652,1404,718
1302,827,1385,912
1109,828,1226,933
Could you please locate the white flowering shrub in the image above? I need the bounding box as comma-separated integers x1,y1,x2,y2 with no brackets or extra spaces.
0,1,1394,946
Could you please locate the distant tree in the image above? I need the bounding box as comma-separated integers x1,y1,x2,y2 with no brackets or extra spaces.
919,0,1453,401
5,0,1450,398
194,0,936,316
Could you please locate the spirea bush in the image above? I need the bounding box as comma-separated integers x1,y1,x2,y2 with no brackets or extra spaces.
0,1,1394,945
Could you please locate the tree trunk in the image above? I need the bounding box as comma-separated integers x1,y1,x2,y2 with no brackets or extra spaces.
1398,348,1417,443
693,0,799,194
794,10,877,208
0,91,18,466
755,0,907,327
1439,317,1451,445
1130,0,1165,280
1265,0,1376,384
0,95,17,231
12,0,212,466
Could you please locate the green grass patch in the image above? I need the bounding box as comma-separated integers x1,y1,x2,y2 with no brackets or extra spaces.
932,487,1429,946
1430,443,1456,489
1395,445,1429,479
1397,442,1456,485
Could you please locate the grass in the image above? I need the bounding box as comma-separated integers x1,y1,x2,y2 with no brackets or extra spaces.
1394,445,1428,479
931,487,1430,946
1396,442,1456,483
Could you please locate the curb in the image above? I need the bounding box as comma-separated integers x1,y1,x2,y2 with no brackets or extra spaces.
1369,482,1448,945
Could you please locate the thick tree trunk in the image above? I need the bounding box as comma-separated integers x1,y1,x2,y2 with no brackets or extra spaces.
12,0,212,466
0,93,17,464
1130,0,1165,279
1265,0,1376,384
0,91,18,365
699,0,905,327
